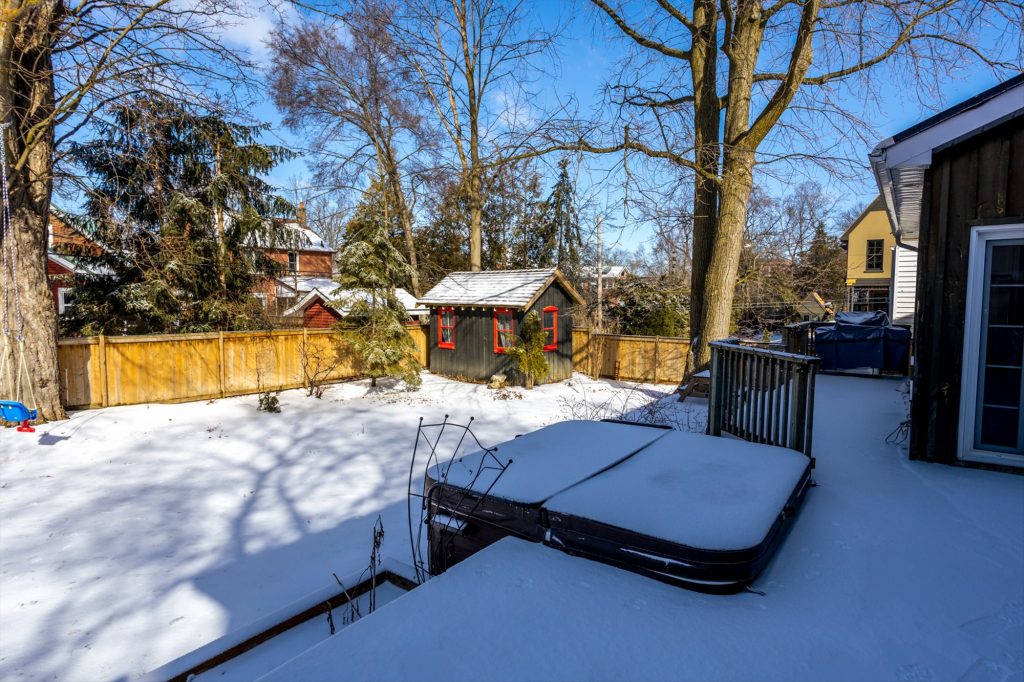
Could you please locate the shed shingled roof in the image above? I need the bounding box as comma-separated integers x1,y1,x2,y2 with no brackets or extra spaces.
418,268,582,308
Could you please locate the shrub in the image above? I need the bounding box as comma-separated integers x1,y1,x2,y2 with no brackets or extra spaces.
506,311,549,389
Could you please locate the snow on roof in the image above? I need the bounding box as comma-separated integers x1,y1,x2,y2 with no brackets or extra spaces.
280,280,426,317
418,268,583,308
544,430,808,551
245,217,334,253
46,252,114,277
581,265,627,279
428,420,668,504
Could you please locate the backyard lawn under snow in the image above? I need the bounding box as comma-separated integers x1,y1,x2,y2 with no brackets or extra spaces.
0,372,686,681
1,371,1022,681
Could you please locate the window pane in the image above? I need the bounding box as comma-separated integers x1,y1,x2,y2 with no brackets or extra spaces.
983,366,1022,408
545,329,555,346
988,287,1024,326
980,406,1018,448
543,311,555,328
441,327,452,343
986,327,1024,367
990,244,1024,285
498,330,513,348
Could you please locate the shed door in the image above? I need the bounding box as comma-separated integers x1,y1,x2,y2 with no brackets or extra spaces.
960,225,1024,465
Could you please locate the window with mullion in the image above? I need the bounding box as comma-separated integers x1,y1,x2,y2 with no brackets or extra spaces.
542,306,558,351
494,308,514,353
438,307,455,349
865,239,884,272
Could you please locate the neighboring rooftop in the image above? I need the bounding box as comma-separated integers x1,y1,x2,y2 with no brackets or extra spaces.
418,268,583,309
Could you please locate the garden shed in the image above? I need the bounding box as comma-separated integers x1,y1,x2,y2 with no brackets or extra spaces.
418,268,584,383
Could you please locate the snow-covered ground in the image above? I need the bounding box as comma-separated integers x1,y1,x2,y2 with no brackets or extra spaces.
2,372,1022,682
256,375,1024,682
0,372,684,681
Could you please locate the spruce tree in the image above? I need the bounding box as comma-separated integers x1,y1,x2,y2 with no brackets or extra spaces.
62,97,294,334
335,188,422,388
539,158,583,284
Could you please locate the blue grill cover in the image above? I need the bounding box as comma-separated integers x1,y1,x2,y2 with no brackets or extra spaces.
815,313,910,372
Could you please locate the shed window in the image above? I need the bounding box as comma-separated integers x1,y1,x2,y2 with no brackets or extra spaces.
542,306,558,351
865,239,884,272
494,308,514,353
438,307,455,349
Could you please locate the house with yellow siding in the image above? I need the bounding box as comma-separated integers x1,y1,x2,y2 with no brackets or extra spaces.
840,196,896,315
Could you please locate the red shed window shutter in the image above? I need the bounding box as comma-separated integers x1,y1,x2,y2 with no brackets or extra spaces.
542,306,558,351
438,307,455,349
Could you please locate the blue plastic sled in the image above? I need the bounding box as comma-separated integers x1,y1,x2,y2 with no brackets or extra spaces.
0,400,37,432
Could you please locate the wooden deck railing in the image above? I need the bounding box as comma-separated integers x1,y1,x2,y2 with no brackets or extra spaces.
708,339,820,461
780,321,833,356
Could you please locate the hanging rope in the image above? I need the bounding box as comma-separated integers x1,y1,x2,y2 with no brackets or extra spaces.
0,119,35,410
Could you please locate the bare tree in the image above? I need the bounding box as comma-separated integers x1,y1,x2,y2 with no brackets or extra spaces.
395,0,559,270
1,0,260,420
270,1,429,295
558,0,1022,367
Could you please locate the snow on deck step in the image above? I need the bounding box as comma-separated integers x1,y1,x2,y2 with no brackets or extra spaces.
427,420,668,504
544,431,810,551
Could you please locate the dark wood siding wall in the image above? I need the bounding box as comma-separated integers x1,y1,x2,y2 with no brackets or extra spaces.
910,116,1024,463
427,281,576,383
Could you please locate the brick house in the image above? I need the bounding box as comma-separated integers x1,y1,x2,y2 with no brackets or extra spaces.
251,203,337,314
46,211,108,315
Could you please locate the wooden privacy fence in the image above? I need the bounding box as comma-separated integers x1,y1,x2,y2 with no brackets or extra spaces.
571,328,689,384
57,326,430,410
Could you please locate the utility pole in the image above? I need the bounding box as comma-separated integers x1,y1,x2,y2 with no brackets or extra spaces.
596,215,603,332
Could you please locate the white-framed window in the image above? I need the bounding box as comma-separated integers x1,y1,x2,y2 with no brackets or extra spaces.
253,293,269,310
959,223,1024,466
287,251,299,273
57,287,75,314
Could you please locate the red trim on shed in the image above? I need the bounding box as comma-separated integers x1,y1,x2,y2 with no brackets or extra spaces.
542,306,558,352
438,307,455,349
493,308,514,354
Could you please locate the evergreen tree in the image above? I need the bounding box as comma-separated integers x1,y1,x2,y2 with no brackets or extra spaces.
606,274,689,337
539,158,583,285
62,97,294,335
795,222,846,308
335,192,422,388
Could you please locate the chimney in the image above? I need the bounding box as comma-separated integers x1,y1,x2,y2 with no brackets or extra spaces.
296,201,307,229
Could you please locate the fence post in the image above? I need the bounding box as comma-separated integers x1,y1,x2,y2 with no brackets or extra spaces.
98,334,109,408
218,330,226,398
654,336,660,384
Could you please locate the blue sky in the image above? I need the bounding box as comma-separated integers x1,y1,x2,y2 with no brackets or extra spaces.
233,1,1019,255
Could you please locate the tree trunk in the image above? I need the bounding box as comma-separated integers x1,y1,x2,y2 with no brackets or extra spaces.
388,171,421,297
693,149,756,367
0,1,67,421
687,0,720,349
468,169,483,271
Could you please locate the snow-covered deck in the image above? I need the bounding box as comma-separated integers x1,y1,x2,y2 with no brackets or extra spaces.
1,373,1021,681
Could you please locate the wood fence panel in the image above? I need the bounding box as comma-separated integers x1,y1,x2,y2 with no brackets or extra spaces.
408,324,429,367
570,331,688,385
105,334,222,405
55,327,685,411
57,338,102,409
